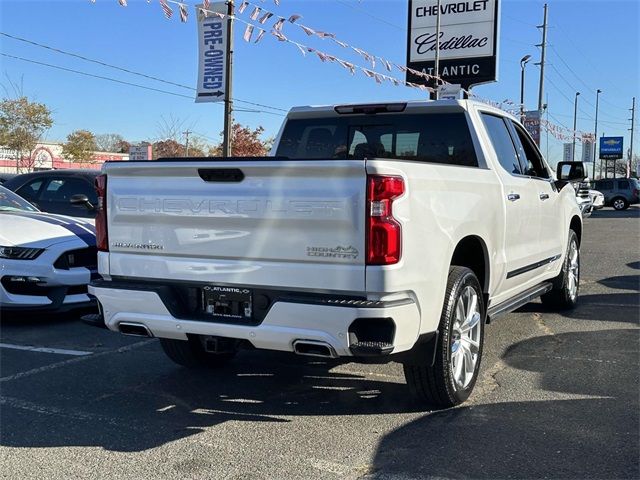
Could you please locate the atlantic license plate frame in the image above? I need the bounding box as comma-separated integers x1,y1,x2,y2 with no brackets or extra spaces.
201,285,253,320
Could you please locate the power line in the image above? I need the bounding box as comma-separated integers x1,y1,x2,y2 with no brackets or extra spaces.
1,53,195,99
550,24,629,104
0,52,286,117
335,0,404,31
0,31,288,114
546,61,629,123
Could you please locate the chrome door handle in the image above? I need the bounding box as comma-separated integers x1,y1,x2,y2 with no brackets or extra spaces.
539,193,550,200
507,193,520,202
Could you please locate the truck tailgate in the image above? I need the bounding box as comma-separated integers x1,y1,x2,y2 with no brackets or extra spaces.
103,160,366,292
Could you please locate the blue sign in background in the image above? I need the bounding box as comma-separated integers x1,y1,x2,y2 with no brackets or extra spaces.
599,136,624,159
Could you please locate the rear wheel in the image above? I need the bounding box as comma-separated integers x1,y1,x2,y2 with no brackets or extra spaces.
612,197,628,210
403,266,485,408
160,336,236,368
541,230,580,310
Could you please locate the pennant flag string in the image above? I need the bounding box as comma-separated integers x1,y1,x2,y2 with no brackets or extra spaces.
99,0,449,87
179,3,188,22
89,2,594,138
159,0,173,19
234,1,444,84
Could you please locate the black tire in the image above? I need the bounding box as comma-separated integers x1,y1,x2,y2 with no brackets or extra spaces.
159,336,236,368
541,230,580,310
612,197,629,211
403,266,485,409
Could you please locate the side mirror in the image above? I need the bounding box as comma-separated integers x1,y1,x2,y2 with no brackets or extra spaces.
556,161,586,182
70,194,95,211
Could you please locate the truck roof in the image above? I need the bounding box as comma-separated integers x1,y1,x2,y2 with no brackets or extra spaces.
287,99,517,121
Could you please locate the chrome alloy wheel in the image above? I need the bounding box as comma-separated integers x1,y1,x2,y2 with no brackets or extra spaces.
613,198,626,210
450,286,481,389
567,239,580,301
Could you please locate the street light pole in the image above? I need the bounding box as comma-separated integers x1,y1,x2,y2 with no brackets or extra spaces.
572,91,580,162
434,0,441,99
520,55,531,121
592,89,601,179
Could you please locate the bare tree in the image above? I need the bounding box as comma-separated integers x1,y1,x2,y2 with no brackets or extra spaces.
95,133,129,153
156,114,191,142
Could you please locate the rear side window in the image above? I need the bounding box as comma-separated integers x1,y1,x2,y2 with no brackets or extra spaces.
598,181,614,190
276,113,478,167
480,114,522,175
16,179,44,202
40,177,97,204
617,180,629,190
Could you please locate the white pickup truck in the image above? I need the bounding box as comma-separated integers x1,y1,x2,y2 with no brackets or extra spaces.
88,100,585,408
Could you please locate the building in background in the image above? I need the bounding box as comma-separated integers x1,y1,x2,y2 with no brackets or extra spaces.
0,142,129,174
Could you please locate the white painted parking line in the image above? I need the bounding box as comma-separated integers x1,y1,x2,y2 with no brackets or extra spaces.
0,339,154,383
0,343,93,356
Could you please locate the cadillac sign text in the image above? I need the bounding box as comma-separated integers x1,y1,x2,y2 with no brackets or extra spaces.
407,0,500,89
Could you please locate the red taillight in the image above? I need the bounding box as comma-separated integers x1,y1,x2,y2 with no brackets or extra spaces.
95,174,108,252
366,175,404,265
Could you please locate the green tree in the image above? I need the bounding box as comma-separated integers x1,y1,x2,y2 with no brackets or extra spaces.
0,96,53,172
62,130,98,163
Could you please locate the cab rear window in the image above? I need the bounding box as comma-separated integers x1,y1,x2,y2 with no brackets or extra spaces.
276,113,478,167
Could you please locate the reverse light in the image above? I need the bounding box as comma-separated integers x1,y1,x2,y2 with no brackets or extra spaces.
366,175,404,265
95,174,108,252
0,246,44,260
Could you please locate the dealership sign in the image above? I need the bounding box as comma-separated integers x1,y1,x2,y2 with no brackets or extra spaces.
524,110,541,146
563,143,574,163
599,136,624,160
581,138,593,164
129,145,152,161
406,0,500,89
196,2,228,103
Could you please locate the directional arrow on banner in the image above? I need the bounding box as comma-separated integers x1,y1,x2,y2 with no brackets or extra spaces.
199,90,224,97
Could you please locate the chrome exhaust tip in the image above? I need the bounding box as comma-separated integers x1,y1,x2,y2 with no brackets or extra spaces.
293,340,337,359
118,322,152,337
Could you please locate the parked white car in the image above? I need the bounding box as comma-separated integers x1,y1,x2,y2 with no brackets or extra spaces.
89,100,584,408
589,189,605,210
0,186,97,313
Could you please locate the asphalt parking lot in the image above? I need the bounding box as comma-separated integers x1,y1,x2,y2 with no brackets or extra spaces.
1,207,638,480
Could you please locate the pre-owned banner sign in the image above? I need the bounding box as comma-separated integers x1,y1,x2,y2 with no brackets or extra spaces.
196,2,228,103
406,0,500,89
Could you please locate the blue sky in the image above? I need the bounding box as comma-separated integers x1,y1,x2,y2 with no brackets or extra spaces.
0,0,638,165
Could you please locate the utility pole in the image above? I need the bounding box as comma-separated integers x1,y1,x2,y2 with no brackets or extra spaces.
546,94,549,160
434,0,441,99
222,0,235,157
630,96,636,178
183,130,192,156
536,3,548,112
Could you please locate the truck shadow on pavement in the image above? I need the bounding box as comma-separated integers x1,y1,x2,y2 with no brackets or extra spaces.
598,274,640,291
516,290,639,323
1,344,423,453
367,328,639,480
